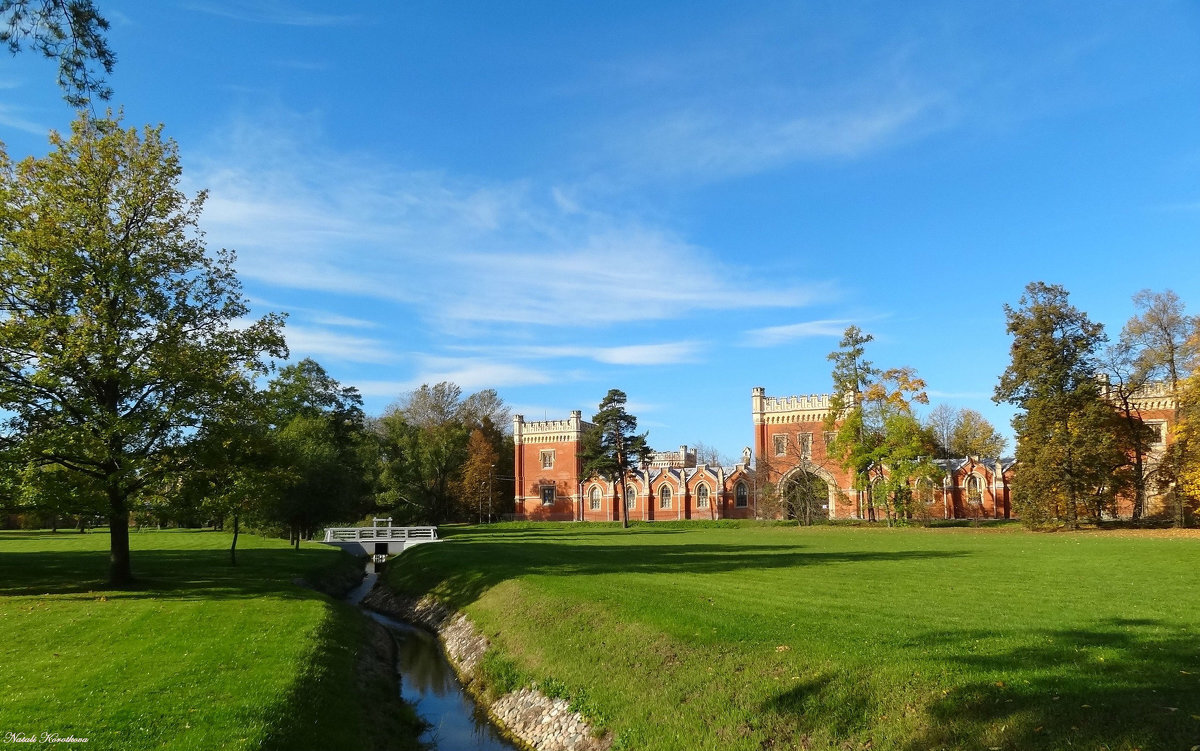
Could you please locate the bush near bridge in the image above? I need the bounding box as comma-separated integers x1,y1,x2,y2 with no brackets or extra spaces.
385,522,1200,751
0,529,422,751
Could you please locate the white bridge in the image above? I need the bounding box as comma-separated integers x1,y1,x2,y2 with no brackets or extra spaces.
321,519,441,556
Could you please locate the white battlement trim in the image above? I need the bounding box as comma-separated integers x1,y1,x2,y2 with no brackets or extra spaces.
762,394,835,412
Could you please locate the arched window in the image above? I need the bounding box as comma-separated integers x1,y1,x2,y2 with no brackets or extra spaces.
696,484,710,509
589,486,602,511
735,482,748,508
659,486,671,509
966,475,983,505
625,487,635,510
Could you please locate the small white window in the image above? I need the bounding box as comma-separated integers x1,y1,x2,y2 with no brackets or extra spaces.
625,487,636,510
589,486,602,511
541,485,555,505
540,450,555,469
1147,421,1167,446
823,431,836,448
659,486,671,509
773,434,787,456
696,484,710,509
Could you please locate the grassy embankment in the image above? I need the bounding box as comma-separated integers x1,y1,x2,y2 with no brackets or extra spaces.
386,522,1200,751
0,529,422,750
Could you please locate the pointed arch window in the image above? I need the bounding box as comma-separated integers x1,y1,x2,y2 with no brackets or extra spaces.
625,487,635,510
589,486,602,511
696,484,710,509
735,482,748,508
659,486,672,509
966,475,983,506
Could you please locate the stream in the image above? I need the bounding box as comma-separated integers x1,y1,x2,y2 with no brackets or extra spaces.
346,561,520,751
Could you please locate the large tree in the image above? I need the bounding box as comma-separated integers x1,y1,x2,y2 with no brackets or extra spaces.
1,0,114,106
579,389,651,529
825,327,938,524
994,282,1115,527
1120,289,1199,525
261,359,370,546
0,115,285,584
375,382,509,524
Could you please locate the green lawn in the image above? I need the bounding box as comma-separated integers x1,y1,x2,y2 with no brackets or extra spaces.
386,522,1200,751
0,528,413,751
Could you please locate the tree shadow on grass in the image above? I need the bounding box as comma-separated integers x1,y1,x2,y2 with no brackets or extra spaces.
389,539,969,611
0,544,356,600
905,618,1200,751
758,618,1200,751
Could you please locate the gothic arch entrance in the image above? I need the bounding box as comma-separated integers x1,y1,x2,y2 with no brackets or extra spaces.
779,463,836,524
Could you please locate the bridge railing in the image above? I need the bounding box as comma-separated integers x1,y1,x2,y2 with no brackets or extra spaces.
322,526,439,543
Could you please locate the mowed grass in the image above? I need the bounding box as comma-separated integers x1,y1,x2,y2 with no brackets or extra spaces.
0,529,388,751
386,523,1200,751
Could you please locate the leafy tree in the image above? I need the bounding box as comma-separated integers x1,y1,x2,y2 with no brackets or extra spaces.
824,326,877,518
825,328,938,525
0,115,284,584
461,428,499,523
925,406,1007,458
579,389,651,529
375,382,508,524
175,379,281,564
1099,340,1159,519
261,359,370,546
994,282,1115,528
1120,289,1199,525
1,0,114,107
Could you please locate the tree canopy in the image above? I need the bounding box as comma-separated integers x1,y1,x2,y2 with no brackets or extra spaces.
0,114,285,583
994,282,1123,526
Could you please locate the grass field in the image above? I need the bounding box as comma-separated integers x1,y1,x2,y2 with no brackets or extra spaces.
386,522,1200,751
0,528,418,751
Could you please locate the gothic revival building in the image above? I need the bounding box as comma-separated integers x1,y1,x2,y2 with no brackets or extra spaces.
514,388,1016,521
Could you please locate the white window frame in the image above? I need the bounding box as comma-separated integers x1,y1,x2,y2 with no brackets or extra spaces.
658,486,671,509
541,485,556,505
588,486,602,511
696,483,710,509
540,450,555,469
799,432,813,460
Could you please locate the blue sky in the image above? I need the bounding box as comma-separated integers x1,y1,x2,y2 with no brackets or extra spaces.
3,1,1199,461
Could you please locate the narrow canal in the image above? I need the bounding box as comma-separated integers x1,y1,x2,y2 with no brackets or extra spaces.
346,562,519,751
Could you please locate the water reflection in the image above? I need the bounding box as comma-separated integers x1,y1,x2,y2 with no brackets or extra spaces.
350,561,519,750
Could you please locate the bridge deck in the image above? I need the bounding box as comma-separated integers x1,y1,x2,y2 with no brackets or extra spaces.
320,526,440,555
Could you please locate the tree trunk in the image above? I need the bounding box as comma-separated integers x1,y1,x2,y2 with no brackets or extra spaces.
230,512,239,566
107,485,132,586
618,475,629,529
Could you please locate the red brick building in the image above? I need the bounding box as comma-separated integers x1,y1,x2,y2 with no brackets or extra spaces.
514,387,1026,522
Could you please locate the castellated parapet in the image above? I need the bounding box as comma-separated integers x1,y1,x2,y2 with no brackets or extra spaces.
752,386,849,425
513,410,595,445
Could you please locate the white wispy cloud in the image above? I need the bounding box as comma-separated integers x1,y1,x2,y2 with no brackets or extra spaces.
604,96,943,181
742,319,851,347
188,111,832,333
284,326,398,365
457,341,705,366
356,357,557,398
0,105,48,136
183,1,357,26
